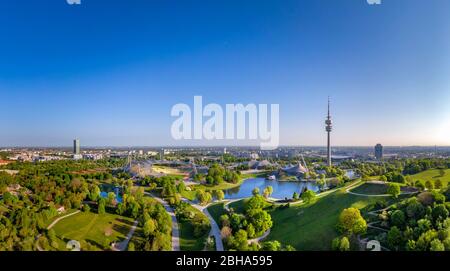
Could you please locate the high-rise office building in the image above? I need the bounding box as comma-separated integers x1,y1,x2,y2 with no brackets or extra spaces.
160,148,164,161
73,139,80,155
375,144,383,160
325,98,332,167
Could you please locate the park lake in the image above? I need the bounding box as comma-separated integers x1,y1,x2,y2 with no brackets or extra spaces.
224,177,320,200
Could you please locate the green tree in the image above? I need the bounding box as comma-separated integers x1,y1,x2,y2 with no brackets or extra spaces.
430,239,445,251
83,204,91,212
425,180,434,190
339,236,350,251
387,226,402,250
263,186,273,199
89,185,100,201
143,219,157,237
387,183,401,198
98,198,106,215
261,241,281,251
391,210,406,228
252,187,260,196
213,190,225,201
301,190,316,204
432,204,449,222
338,208,367,235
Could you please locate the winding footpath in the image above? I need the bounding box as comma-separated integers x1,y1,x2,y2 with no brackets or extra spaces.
36,210,81,251
112,220,138,251
181,198,224,251
144,192,180,251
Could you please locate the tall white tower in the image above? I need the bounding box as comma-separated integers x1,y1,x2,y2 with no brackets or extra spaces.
325,98,332,167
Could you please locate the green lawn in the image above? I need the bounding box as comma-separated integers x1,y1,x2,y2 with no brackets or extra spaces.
207,202,227,224
350,183,388,195
266,186,407,251
179,205,211,251
196,179,243,191
228,199,247,214
52,211,135,251
410,169,450,187
180,189,197,201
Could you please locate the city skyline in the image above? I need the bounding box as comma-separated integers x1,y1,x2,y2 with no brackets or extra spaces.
1,0,450,147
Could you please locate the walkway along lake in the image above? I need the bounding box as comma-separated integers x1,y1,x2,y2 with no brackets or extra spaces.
224,177,320,200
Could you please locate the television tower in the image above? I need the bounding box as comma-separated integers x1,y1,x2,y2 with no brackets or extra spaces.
325,97,332,167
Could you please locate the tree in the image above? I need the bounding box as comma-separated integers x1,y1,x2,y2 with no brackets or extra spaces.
432,204,449,222
339,237,350,251
430,239,445,251
387,226,402,250
83,204,91,213
439,169,445,177
233,229,249,251
252,187,260,196
197,190,212,206
435,179,443,189
387,183,401,198
379,175,387,182
301,190,316,204
338,208,367,235
425,180,434,190
89,185,100,201
390,210,406,228
143,219,157,237
261,241,281,251
263,186,273,199
107,192,116,205
98,198,106,215
293,192,299,200
213,190,225,201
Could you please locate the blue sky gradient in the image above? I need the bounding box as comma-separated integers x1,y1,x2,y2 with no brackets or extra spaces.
1,0,449,147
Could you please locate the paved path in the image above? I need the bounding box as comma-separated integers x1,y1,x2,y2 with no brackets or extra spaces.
36,210,81,251
182,198,225,251
47,210,81,230
112,220,138,251
144,192,180,251
248,229,271,244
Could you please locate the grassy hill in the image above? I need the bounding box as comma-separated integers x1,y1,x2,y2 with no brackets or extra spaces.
52,211,135,251
410,168,450,188
179,205,210,251
266,183,409,251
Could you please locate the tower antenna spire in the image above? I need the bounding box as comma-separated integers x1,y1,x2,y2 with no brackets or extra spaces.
325,97,332,167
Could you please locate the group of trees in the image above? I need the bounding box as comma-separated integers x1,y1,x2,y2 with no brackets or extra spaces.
220,194,273,251
204,164,240,186
332,207,368,251
374,190,450,251
0,159,174,251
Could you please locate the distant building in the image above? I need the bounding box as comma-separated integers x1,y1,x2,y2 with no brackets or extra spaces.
73,139,80,155
375,144,383,160
160,149,164,161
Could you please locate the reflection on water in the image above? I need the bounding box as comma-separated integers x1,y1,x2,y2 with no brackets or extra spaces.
100,184,123,203
224,178,320,200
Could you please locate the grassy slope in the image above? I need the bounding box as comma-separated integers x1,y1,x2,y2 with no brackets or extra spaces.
179,205,211,251
52,211,134,250
207,202,227,224
267,186,397,251
410,169,450,187
350,183,388,195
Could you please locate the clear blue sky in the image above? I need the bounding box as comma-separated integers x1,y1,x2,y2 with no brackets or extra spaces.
1,0,449,147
